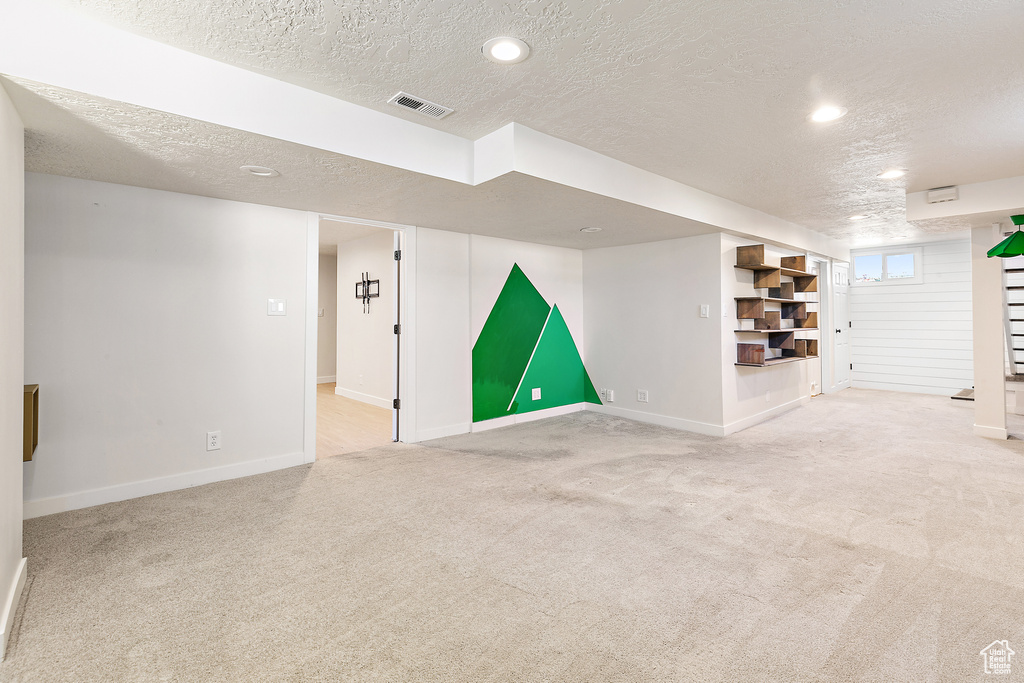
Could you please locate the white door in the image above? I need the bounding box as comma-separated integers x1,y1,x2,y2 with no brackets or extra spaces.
833,262,851,389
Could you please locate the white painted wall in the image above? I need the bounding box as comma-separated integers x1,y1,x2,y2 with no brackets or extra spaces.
335,229,395,408
721,235,814,432
414,228,472,440
0,83,26,661
23,174,310,517
317,253,337,382
971,227,1007,439
583,233,725,434
850,239,973,395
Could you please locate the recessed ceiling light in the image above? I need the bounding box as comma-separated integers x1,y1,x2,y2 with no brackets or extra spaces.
878,168,906,180
580,227,602,233
809,105,847,123
483,37,530,64
240,165,280,177
848,214,870,221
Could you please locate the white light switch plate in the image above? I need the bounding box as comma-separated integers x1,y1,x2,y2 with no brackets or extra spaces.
268,299,286,316
532,387,541,400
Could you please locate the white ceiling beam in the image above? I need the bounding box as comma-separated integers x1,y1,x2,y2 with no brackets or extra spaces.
907,175,1024,221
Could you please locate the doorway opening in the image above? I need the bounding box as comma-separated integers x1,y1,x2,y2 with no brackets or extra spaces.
315,217,403,459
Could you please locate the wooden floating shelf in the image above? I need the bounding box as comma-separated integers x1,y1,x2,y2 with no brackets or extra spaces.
782,268,817,278
734,264,817,278
734,297,820,304
736,355,818,368
734,328,819,333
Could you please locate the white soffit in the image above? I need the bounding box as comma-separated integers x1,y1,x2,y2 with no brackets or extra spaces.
6,78,722,251
907,175,1024,227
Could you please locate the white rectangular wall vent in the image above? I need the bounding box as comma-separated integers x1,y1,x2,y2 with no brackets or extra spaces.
387,92,453,119
926,185,959,204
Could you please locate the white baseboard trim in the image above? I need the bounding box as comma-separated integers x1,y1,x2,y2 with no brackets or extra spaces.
334,386,392,410
722,396,807,436
23,452,307,519
412,422,472,442
974,424,1008,440
585,404,725,437
316,375,336,384
472,403,585,433
1,557,27,661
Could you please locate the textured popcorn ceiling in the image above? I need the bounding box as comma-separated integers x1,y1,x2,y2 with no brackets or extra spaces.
5,77,718,250
46,0,1024,242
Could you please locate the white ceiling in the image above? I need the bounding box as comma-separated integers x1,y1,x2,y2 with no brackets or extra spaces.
11,0,1024,245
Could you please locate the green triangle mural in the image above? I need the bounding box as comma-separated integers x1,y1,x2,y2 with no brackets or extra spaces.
472,264,601,423
472,264,551,422
512,305,602,415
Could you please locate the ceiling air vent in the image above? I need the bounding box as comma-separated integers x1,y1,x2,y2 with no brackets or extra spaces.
387,92,453,119
926,185,959,204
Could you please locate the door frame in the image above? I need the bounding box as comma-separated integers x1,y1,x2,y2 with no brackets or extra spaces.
810,256,831,396
302,212,417,464
828,260,851,393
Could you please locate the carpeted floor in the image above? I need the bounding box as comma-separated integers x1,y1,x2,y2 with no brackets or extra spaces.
2,389,1023,681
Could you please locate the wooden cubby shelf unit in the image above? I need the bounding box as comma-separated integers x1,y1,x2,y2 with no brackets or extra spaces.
734,244,820,367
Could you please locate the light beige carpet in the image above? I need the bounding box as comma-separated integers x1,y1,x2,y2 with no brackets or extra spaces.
3,389,1023,681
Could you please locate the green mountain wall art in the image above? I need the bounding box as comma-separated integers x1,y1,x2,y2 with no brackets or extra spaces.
472,263,601,422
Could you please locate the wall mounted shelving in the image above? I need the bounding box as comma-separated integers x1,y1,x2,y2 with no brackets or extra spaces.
734,244,819,367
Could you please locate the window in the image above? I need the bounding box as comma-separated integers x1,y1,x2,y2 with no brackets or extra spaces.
852,247,922,285
854,254,883,283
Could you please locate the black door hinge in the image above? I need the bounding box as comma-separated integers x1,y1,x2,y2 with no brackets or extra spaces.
393,398,401,409
394,250,402,261
394,324,401,334
850,363,853,370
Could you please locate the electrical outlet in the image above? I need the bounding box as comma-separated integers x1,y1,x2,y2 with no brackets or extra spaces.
637,389,649,403
532,387,541,400
606,389,614,402
207,431,221,451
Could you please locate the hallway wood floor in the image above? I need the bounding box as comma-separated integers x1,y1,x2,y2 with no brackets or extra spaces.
316,382,392,458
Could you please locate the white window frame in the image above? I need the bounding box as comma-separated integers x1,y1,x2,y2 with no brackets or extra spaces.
850,246,923,286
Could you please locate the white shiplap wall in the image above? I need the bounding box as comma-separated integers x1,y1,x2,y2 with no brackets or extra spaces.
850,239,972,395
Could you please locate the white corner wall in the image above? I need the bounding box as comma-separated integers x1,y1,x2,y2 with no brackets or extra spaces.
410,231,588,440
0,83,26,661
850,239,973,395
414,228,471,441
335,229,395,408
317,253,338,383
469,234,584,346
721,235,814,433
469,234,586,430
23,174,310,518
583,233,725,434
